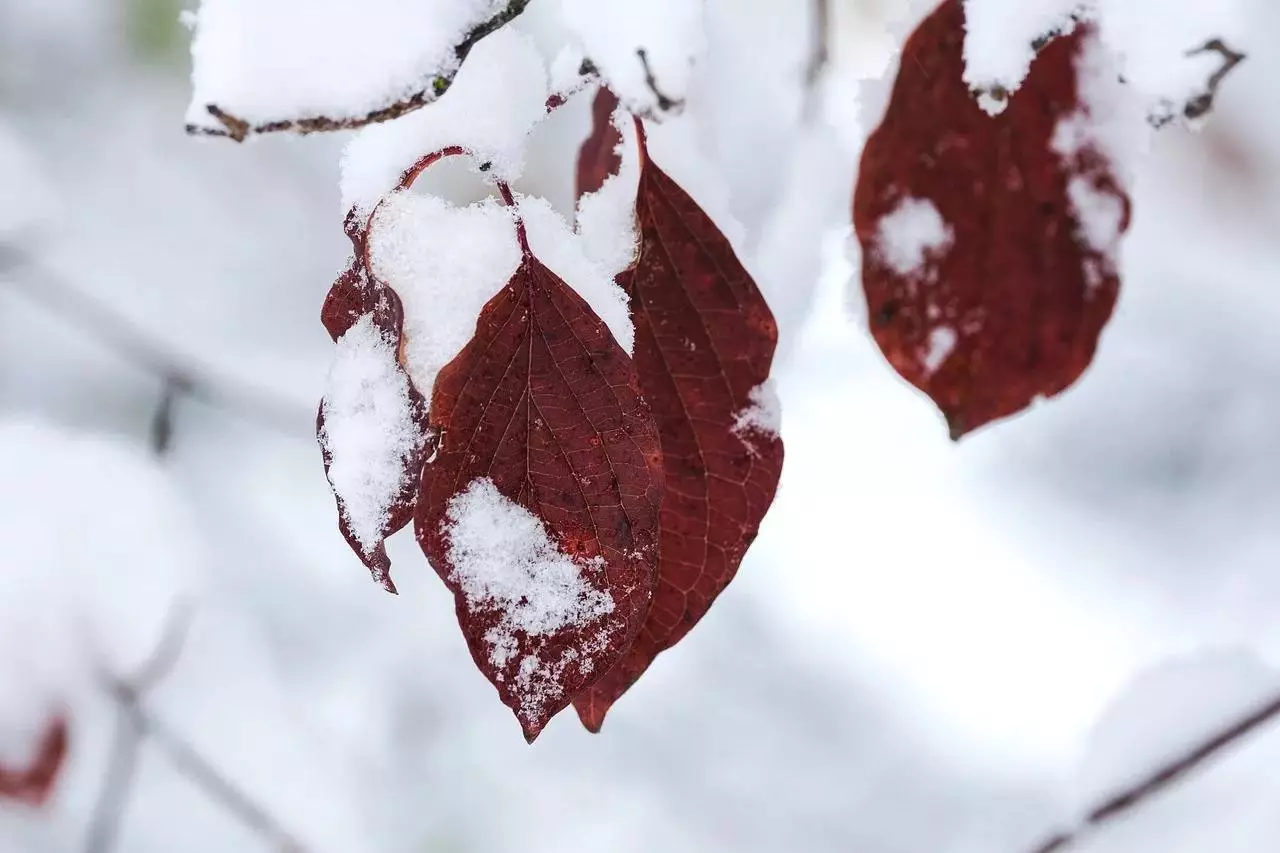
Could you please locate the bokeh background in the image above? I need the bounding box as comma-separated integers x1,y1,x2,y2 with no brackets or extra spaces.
2,0,1280,851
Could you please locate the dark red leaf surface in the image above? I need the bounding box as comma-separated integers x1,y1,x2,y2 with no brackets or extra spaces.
317,217,434,593
575,87,623,205
415,217,663,742
854,0,1130,438
573,121,784,732
0,716,68,807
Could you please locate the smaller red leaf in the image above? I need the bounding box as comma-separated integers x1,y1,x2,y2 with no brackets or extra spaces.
575,87,623,205
0,716,68,807
416,213,663,741
854,0,1131,437
573,120,785,732
318,223,434,593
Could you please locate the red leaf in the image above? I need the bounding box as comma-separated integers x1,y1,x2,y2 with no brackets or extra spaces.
575,87,623,205
0,716,68,807
854,0,1130,438
415,213,663,742
573,121,785,732
317,217,435,593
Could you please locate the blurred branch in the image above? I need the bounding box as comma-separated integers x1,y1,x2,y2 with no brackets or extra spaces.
635,49,685,114
1023,688,1280,853
0,244,311,442
88,604,307,852
1150,38,1247,128
187,0,531,141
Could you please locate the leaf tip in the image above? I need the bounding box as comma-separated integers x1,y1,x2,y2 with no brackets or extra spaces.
572,693,609,733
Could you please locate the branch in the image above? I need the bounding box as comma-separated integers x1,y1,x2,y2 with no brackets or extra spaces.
88,605,307,852
187,0,532,142
1023,687,1280,853
635,49,685,114
1181,39,1247,122
0,244,311,441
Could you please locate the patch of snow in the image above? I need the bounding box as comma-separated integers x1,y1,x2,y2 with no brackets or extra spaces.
548,44,588,98
922,327,958,374
319,314,424,555
962,0,1081,107
520,194,635,353
443,477,615,720
340,27,549,214
187,0,500,131
733,380,782,456
876,196,953,276
367,192,523,398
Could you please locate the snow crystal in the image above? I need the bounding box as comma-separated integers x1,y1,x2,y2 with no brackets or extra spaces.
340,27,549,214
876,196,953,276
962,0,1081,110
1074,650,1280,812
561,0,705,113
575,101,641,280
922,327,958,374
733,380,782,455
520,194,635,353
367,192,522,399
187,0,497,131
444,477,614,681
319,314,423,555
549,44,589,98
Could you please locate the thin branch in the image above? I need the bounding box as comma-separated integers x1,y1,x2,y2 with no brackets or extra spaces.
804,0,830,90
635,49,685,114
1023,687,1280,853
1181,38,1247,122
83,709,142,853
187,0,532,142
0,245,310,440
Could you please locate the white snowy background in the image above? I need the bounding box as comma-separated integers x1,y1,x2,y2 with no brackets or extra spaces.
1,0,1279,851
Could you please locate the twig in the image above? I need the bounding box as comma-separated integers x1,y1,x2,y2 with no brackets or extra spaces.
1022,687,1280,853
87,604,307,852
1181,39,1247,122
804,0,830,90
635,49,685,114
187,0,532,141
0,245,311,440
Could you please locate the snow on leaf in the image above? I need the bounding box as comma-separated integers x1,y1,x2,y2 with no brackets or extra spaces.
415,218,663,742
186,0,529,138
319,244,433,593
339,27,549,214
0,715,67,807
874,196,954,277
575,91,642,280
854,0,1132,439
573,121,784,732
962,0,1082,110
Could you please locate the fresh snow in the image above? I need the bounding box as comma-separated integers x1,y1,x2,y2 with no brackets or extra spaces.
443,478,615,718
520,194,635,353
733,381,783,450
368,193,522,401
319,314,423,555
922,327,958,375
186,0,500,131
875,196,953,277
962,0,1081,112
340,27,549,214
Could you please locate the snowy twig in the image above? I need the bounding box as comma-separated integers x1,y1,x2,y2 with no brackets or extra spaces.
187,0,532,142
1181,39,1246,122
88,604,308,852
635,49,685,114
804,0,830,89
1023,687,1280,853
0,245,311,441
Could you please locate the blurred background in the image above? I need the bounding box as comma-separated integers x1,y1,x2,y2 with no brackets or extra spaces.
1,0,1280,851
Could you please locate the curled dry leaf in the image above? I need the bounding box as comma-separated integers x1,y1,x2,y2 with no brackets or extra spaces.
573,119,784,732
0,715,69,807
317,214,435,594
415,207,663,742
854,0,1130,438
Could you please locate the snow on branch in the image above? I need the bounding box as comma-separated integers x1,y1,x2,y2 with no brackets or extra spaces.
186,0,532,142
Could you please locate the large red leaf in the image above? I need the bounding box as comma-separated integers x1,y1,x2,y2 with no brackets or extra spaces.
854,0,1130,438
317,215,434,593
0,716,68,807
415,213,663,742
573,121,785,732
